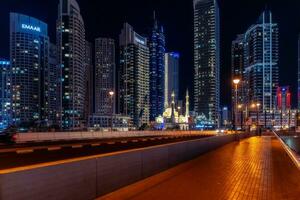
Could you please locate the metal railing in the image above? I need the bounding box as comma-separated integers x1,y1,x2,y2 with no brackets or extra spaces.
272,130,300,170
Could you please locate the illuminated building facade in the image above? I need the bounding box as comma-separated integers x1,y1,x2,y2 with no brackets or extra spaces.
48,44,60,126
156,90,190,130
84,41,93,121
57,0,86,130
221,107,230,126
193,0,220,125
164,52,179,109
149,13,165,121
276,86,291,112
119,23,150,127
10,13,49,126
95,38,115,115
244,10,279,111
231,34,245,107
0,59,11,130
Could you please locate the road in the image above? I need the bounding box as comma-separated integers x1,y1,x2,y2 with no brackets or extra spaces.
0,134,212,170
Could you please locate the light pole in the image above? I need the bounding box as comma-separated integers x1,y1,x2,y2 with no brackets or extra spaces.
238,104,243,130
288,109,291,130
233,79,240,132
256,103,261,135
109,91,114,133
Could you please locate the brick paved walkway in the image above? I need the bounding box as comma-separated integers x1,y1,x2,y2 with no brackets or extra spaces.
98,137,300,200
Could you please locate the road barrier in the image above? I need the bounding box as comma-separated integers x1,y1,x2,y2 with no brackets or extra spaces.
0,132,252,200
14,130,216,143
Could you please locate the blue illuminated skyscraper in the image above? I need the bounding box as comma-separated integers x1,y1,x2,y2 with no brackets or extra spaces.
57,0,86,130
10,13,49,127
149,13,166,121
244,10,279,111
164,52,179,108
0,59,11,130
193,0,220,126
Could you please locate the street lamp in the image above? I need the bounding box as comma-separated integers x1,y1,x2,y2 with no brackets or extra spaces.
255,103,261,135
238,104,243,130
233,79,240,85
233,79,240,131
256,103,260,126
109,91,114,133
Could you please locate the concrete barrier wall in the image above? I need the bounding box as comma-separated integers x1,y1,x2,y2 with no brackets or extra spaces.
15,130,216,143
0,133,252,200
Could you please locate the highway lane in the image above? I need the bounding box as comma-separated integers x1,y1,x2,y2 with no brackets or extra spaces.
0,136,172,152
0,134,212,170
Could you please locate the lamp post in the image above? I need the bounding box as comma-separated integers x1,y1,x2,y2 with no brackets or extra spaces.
256,103,261,135
256,103,261,124
233,79,240,131
238,104,243,130
288,109,291,130
109,91,114,133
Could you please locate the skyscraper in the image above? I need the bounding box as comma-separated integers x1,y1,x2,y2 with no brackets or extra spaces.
231,34,245,121
193,0,220,125
10,13,49,127
119,23,150,127
231,35,244,78
276,86,291,112
164,52,179,108
149,13,165,121
0,59,11,130
57,0,86,130
244,10,279,111
95,38,116,115
48,44,60,126
84,41,93,121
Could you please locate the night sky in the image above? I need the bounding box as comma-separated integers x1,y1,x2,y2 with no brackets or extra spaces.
1,0,300,109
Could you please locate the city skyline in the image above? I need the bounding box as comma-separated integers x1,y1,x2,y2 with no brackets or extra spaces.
1,2,300,199
1,0,300,108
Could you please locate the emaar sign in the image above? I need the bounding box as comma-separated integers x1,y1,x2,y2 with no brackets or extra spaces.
134,36,146,45
21,24,41,32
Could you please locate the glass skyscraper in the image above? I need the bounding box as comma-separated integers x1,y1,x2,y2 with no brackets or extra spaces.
0,59,11,130
57,0,86,130
119,23,150,127
164,52,179,108
244,10,279,111
48,44,60,126
149,14,165,121
231,35,245,113
231,35,244,82
10,13,49,127
193,0,220,125
84,41,93,122
95,38,116,115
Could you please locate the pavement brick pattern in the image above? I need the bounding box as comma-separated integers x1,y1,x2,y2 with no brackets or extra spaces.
99,137,300,200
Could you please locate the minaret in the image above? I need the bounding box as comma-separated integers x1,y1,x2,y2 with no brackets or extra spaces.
185,89,190,118
153,10,158,29
171,91,176,123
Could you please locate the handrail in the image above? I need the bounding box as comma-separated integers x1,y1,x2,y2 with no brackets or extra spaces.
272,130,300,170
